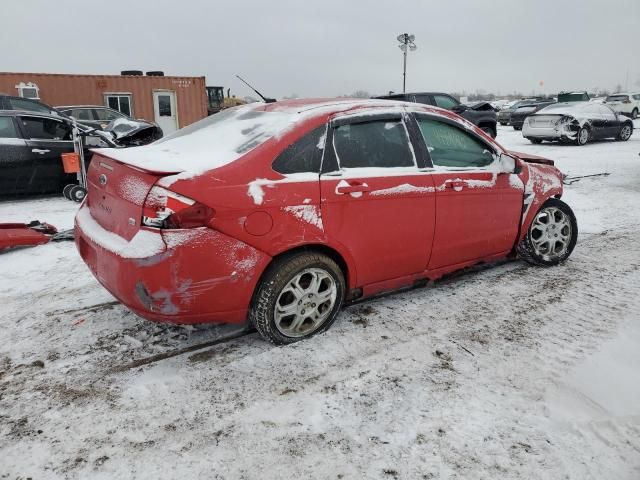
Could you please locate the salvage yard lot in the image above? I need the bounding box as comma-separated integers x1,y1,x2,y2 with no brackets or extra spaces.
1,122,640,479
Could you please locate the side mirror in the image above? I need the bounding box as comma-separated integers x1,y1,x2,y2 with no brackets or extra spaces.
498,153,518,174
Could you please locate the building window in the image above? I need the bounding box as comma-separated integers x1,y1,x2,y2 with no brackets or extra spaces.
15,82,40,99
104,94,133,117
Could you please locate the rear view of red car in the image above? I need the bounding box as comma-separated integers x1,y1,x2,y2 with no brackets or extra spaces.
75,99,577,344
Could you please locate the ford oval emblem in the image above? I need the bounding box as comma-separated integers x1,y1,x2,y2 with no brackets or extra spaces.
99,174,107,186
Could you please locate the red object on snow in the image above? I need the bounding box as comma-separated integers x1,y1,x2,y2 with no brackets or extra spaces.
0,222,58,251
74,98,570,332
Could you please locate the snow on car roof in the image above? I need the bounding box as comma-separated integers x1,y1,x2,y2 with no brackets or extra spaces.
93,99,421,177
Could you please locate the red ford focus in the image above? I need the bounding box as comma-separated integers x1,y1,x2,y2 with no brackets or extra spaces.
75,99,577,344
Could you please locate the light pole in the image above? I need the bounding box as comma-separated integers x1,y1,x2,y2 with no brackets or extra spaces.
397,33,417,94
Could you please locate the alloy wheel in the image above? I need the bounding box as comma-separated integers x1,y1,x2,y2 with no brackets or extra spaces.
530,206,572,262
578,128,589,145
274,268,338,338
620,125,632,140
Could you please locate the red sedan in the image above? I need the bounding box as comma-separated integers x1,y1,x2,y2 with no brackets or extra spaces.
75,99,577,344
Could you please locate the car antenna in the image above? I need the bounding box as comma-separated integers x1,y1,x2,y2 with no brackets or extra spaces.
236,75,276,103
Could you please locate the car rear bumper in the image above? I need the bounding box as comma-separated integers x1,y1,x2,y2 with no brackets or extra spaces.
522,122,576,141
74,203,271,324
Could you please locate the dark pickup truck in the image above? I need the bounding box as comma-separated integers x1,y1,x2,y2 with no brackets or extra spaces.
374,92,498,138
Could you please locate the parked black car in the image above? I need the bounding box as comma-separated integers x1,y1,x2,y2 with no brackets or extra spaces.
55,105,129,131
510,100,556,130
497,99,543,126
375,92,498,138
0,110,89,195
0,107,162,196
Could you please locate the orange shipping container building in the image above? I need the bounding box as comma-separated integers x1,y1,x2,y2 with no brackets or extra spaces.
0,72,209,134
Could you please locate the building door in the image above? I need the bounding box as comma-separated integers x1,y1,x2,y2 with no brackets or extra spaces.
153,91,178,135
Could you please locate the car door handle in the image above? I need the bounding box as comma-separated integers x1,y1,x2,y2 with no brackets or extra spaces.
444,180,465,190
336,182,370,194
31,149,50,154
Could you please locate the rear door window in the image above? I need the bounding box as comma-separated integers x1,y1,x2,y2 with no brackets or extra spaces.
433,95,459,110
333,119,415,169
0,117,18,138
272,125,326,174
417,117,494,168
70,108,95,121
19,116,72,140
413,94,432,105
94,108,125,121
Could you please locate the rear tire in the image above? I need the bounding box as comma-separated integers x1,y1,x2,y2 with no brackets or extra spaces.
576,127,589,145
517,198,578,266
513,125,522,131
63,184,75,200
250,252,345,345
617,123,633,141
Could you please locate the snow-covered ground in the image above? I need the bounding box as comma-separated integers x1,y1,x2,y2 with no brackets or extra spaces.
1,122,640,479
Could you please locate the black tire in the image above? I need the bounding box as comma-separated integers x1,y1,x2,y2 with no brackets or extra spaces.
70,185,87,203
528,138,543,144
499,122,508,126
576,127,589,146
517,198,578,267
62,184,75,200
481,126,496,138
632,108,638,120
617,123,633,141
250,252,345,345
513,125,522,131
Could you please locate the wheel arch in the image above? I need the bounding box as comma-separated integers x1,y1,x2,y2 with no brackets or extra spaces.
252,242,355,303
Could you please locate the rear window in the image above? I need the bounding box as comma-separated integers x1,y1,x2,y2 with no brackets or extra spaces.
99,104,298,176
605,95,629,102
558,93,589,102
272,125,326,174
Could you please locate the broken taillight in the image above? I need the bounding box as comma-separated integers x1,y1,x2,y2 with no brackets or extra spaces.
142,186,214,229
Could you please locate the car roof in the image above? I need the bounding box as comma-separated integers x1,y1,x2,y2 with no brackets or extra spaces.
56,105,112,109
255,97,428,116
0,109,68,120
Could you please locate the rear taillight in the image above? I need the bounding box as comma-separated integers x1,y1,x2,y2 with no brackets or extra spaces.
142,186,214,229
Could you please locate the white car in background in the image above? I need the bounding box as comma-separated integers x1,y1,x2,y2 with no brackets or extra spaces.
604,93,640,119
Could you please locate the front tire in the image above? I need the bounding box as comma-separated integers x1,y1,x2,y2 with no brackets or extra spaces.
513,125,522,131
250,252,345,345
528,138,543,144
517,198,578,266
632,108,638,120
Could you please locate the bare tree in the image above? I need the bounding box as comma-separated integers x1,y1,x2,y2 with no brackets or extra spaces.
350,90,371,98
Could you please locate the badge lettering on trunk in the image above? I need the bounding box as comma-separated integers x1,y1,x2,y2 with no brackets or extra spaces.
99,174,107,186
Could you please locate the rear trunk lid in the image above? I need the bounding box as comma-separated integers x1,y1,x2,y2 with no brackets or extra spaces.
528,115,562,127
86,152,179,241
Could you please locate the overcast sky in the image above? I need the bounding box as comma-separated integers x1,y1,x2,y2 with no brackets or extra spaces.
3,0,639,98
